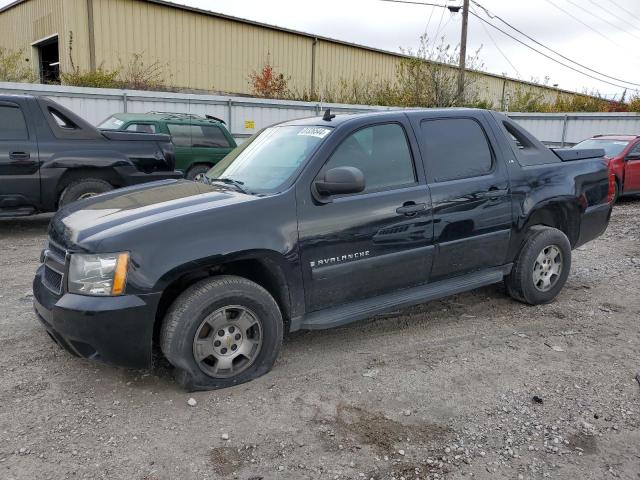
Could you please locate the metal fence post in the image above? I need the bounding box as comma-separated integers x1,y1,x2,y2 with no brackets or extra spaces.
123,92,128,113
227,99,233,134
561,115,568,147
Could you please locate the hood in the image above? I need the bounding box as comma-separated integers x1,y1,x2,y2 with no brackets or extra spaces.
49,180,257,248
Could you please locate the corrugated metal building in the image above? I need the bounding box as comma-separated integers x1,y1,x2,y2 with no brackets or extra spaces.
0,0,577,106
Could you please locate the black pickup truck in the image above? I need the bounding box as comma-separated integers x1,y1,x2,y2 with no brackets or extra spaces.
33,109,613,390
0,94,180,216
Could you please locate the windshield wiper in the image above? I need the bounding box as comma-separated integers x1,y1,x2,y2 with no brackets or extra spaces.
207,177,248,194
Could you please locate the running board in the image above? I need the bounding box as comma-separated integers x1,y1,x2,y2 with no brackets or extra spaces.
297,264,512,331
0,207,36,217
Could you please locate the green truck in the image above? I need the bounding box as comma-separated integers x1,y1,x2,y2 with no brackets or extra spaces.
99,112,237,180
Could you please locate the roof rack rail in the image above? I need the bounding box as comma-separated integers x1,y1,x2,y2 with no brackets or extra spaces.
146,111,226,124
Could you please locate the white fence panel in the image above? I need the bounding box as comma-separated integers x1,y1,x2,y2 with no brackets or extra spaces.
1,82,639,145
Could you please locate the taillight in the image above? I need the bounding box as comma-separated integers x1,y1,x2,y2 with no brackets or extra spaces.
607,171,616,203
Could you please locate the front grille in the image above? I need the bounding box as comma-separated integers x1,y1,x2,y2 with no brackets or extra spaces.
42,238,67,295
43,265,63,294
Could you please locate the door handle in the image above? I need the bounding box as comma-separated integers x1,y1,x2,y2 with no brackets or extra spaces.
9,152,30,161
480,188,507,199
396,202,427,216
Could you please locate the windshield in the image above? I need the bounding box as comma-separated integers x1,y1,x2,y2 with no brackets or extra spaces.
206,125,332,194
98,116,125,130
572,138,630,157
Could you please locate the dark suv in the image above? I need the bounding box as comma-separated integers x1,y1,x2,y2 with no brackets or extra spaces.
99,112,237,179
33,109,612,391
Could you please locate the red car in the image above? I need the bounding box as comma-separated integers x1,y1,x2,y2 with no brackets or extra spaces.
572,135,640,201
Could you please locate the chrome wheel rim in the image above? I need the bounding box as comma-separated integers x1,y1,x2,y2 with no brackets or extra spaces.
78,192,98,200
192,305,263,378
532,245,563,292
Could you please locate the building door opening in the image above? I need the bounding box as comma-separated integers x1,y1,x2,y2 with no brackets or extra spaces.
34,35,60,84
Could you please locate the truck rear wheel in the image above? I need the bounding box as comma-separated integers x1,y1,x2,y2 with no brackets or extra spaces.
185,164,211,181
160,275,283,391
505,227,571,305
59,178,113,208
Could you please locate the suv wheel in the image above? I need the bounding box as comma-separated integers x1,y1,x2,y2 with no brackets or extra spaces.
59,179,113,208
186,164,212,181
160,275,283,391
505,227,571,305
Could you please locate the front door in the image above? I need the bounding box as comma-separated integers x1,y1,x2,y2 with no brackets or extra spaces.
0,101,40,211
297,121,434,312
415,116,512,280
623,142,640,194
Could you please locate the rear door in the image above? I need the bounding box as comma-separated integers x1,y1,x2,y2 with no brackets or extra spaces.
191,124,233,166
0,100,40,211
623,141,640,194
166,123,194,173
413,114,512,280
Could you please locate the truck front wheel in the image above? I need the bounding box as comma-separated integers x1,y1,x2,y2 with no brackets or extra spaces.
505,227,571,305
160,275,283,391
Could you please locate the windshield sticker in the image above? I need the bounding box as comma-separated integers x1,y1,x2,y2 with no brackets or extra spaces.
298,127,331,138
613,141,628,145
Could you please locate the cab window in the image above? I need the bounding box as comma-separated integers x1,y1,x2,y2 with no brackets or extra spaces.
323,123,416,193
125,123,157,134
167,124,230,148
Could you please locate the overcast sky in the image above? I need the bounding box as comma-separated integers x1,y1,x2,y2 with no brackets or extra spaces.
3,0,639,97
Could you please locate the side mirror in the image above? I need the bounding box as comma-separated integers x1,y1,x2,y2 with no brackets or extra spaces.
626,153,640,161
314,166,365,199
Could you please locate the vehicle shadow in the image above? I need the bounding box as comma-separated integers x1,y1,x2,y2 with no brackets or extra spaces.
0,214,52,236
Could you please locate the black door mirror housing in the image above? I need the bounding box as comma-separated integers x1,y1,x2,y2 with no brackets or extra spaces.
314,166,365,199
625,153,640,161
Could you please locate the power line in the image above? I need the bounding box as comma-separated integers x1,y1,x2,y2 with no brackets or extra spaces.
602,0,640,23
433,4,447,38
423,5,436,36
470,5,521,79
469,11,634,91
377,0,459,8
542,0,627,50
471,0,640,88
585,0,640,38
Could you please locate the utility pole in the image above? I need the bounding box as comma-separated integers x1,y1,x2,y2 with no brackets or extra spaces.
457,0,470,104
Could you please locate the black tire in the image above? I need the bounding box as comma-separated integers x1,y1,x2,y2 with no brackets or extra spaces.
185,164,212,181
160,275,283,391
612,179,620,204
59,178,113,208
505,227,571,305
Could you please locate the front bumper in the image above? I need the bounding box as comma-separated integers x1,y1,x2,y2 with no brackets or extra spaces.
33,265,161,369
576,202,613,248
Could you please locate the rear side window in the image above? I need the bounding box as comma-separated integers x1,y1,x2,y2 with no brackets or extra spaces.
420,118,493,182
200,125,231,148
324,123,416,193
0,105,28,140
167,124,230,148
125,123,157,134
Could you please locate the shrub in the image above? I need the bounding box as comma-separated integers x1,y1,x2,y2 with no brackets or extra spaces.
248,61,290,98
0,47,36,83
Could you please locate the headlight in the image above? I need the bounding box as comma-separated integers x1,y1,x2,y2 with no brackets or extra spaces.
68,252,129,296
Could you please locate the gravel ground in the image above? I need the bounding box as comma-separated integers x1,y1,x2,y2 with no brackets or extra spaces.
1,201,639,480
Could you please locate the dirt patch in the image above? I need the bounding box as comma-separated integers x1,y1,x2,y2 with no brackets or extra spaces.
314,404,452,453
209,447,243,476
567,432,599,455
